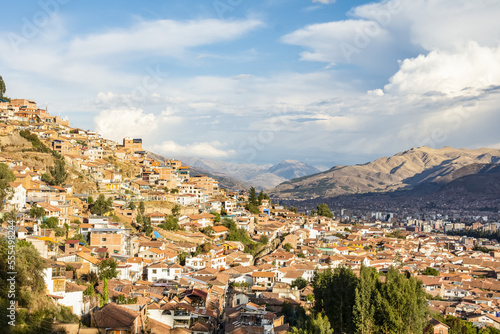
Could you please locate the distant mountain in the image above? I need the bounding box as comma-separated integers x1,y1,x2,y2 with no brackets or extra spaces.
267,160,322,180
149,154,320,190
148,152,252,191
270,146,500,199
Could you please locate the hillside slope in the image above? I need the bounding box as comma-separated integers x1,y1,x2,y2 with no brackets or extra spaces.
270,146,500,199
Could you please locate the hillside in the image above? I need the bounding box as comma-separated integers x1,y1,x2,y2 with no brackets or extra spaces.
270,146,500,199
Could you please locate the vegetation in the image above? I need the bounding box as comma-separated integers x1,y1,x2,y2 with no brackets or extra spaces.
386,229,406,239
98,258,118,280
289,312,333,334
244,187,271,214
49,158,68,186
306,265,428,334
29,203,46,222
171,204,181,217
0,75,6,98
90,194,113,216
116,295,138,304
0,238,78,332
422,267,440,276
447,228,500,242
19,130,52,154
473,244,491,253
0,163,15,211
291,277,308,290
159,214,179,231
178,252,188,265
317,203,334,218
283,242,293,252
222,218,262,255
259,235,269,245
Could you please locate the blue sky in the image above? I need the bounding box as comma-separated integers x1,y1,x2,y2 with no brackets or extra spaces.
1,0,500,169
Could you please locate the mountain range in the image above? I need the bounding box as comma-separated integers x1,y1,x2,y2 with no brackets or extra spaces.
270,146,500,200
147,153,321,190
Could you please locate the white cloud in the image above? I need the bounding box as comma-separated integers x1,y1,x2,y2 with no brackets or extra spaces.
282,20,389,65
152,140,236,159
68,19,263,59
94,108,159,141
384,43,500,97
312,0,336,4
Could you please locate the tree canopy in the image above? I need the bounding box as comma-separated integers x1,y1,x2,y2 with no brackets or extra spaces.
99,258,118,280
311,265,429,334
0,163,15,211
0,75,6,98
317,203,334,218
90,194,113,216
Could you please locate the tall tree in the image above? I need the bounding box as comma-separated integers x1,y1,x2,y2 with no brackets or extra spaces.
248,187,257,205
0,163,15,211
29,203,46,222
290,312,334,334
353,266,378,334
0,75,6,98
373,267,428,334
313,266,358,334
142,215,152,237
49,159,68,186
317,203,334,218
103,278,109,305
90,194,113,216
98,258,118,280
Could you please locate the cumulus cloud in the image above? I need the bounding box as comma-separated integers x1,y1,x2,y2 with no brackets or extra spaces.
384,43,500,97
94,108,159,141
152,140,236,159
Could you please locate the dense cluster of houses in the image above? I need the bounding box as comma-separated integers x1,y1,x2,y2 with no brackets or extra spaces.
3,99,500,333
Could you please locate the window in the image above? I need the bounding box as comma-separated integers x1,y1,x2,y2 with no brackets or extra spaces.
152,269,157,274
101,238,107,242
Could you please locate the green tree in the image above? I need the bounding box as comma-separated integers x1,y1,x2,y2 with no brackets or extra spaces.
313,266,358,334
0,163,15,211
138,201,145,216
160,215,179,231
353,266,378,334
248,187,257,205
88,196,94,204
178,252,188,265
49,159,68,186
142,215,153,237
290,312,334,334
42,216,59,229
0,75,6,98
422,267,439,276
29,203,46,222
292,277,308,290
171,204,181,217
283,242,293,252
99,258,118,280
103,278,109,305
374,267,429,334
210,211,221,222
317,203,334,218
259,235,269,245
201,226,214,237
90,194,113,216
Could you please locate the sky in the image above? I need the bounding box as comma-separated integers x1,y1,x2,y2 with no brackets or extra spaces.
1,0,500,169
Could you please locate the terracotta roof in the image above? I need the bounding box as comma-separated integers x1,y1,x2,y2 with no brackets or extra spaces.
93,303,139,329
